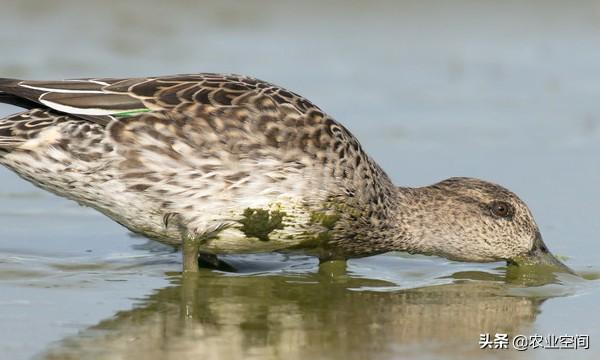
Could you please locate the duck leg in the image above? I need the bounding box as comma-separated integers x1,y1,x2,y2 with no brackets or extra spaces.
174,216,237,272
165,212,205,273
182,235,202,273
182,240,238,272
182,242,239,272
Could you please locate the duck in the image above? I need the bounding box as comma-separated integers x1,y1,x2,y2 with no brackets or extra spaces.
0,73,571,273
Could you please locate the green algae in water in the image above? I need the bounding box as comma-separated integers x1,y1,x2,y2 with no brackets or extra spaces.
580,271,600,281
238,208,286,241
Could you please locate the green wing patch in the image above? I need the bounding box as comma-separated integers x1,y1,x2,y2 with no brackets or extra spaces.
113,109,153,118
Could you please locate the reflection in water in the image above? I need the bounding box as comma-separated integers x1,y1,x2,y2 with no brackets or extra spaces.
42,264,551,360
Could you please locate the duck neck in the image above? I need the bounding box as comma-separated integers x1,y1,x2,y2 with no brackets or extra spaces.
387,186,442,256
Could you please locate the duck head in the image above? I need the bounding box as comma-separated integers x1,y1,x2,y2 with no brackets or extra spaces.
397,177,573,273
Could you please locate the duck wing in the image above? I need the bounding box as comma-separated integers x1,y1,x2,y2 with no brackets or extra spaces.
0,74,320,126
0,77,148,125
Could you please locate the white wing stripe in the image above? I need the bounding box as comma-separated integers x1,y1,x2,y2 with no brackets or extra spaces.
88,80,110,86
39,98,119,115
19,83,105,94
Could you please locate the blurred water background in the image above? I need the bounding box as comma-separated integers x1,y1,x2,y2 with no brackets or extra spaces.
0,1,599,359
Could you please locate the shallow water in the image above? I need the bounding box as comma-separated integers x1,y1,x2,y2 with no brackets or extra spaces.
1,1,600,359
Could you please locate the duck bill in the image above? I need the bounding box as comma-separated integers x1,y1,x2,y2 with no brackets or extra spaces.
511,231,575,274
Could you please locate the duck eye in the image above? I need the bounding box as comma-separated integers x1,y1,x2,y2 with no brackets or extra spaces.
490,201,513,218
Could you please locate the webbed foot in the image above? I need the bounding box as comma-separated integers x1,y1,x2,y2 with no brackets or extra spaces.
198,252,237,272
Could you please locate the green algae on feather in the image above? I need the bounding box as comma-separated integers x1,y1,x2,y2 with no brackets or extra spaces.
309,211,340,230
238,208,287,241
286,210,342,250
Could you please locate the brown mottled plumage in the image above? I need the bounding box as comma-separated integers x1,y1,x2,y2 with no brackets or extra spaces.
0,74,571,272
